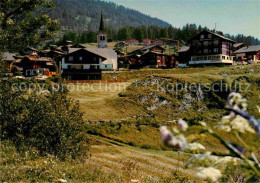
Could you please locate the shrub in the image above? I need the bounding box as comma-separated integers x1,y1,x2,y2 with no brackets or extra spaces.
0,79,89,160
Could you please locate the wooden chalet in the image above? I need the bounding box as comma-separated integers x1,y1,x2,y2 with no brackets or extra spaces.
189,30,235,65
124,44,175,68
234,45,260,63
20,56,56,77
143,39,151,46
60,48,106,80
177,46,190,65
126,39,139,46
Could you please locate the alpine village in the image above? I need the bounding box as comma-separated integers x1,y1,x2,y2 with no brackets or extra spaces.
1,0,260,183
2,12,260,80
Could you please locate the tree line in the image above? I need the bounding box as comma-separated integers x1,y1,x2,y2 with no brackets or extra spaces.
47,23,260,48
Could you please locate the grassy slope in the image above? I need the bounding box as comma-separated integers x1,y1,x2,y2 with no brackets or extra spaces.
2,64,260,182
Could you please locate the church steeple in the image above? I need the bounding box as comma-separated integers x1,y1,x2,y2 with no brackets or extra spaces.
99,12,105,32
97,12,107,48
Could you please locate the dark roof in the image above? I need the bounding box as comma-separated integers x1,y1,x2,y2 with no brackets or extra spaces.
188,30,236,43
129,44,165,54
25,56,52,62
177,46,190,53
234,45,260,54
205,30,235,42
99,12,105,32
67,48,107,60
233,43,244,48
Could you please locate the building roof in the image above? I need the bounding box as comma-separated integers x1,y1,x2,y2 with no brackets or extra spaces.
99,12,105,32
25,56,52,62
88,48,117,65
233,43,244,48
129,44,165,55
2,52,16,61
206,30,235,42
234,45,260,54
177,46,190,53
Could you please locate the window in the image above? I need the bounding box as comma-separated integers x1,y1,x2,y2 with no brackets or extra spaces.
214,48,219,53
71,65,82,70
69,56,73,61
201,35,204,39
208,34,212,38
208,49,212,53
222,56,226,60
79,57,83,61
100,36,103,40
214,40,219,45
203,41,208,46
204,49,208,54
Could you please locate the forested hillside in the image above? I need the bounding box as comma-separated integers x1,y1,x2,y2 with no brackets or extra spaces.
49,0,170,34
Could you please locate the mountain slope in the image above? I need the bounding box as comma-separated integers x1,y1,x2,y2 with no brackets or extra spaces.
50,0,171,34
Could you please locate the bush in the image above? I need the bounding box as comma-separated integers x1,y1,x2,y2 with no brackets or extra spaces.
0,79,89,160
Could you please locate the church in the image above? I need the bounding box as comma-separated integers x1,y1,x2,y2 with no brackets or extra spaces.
59,13,118,80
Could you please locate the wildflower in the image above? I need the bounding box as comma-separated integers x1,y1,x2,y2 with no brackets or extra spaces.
160,126,178,146
230,115,255,134
228,92,247,111
196,167,222,182
159,126,187,151
178,119,188,131
187,142,205,151
176,134,187,151
217,115,255,134
215,156,240,166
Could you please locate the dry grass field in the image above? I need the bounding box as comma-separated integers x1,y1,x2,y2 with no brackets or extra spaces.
2,64,260,182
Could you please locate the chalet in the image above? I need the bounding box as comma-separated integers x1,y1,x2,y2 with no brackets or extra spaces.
177,46,190,65
234,45,260,63
126,39,139,46
60,48,106,80
1,52,16,72
143,39,151,46
20,56,56,77
153,39,164,46
126,44,175,68
233,43,244,52
189,30,235,65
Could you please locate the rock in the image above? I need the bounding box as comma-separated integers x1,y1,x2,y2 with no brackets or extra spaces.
196,86,204,102
147,105,158,111
182,93,193,107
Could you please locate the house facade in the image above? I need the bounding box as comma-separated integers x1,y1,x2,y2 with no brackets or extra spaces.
21,56,55,76
189,30,235,65
143,39,151,46
60,48,106,80
234,45,260,63
126,39,139,46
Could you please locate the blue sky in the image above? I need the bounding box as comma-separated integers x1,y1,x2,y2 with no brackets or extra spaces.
106,0,260,38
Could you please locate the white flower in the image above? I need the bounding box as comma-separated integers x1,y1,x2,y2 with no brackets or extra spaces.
159,126,187,151
187,142,205,151
176,134,187,151
196,167,222,182
218,125,231,132
217,115,255,134
178,119,188,131
228,92,247,111
230,115,255,134
215,156,240,166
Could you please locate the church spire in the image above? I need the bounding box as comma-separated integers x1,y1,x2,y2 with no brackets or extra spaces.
99,11,105,32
